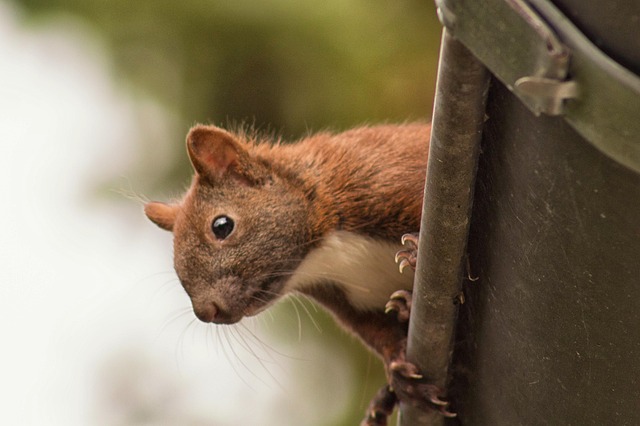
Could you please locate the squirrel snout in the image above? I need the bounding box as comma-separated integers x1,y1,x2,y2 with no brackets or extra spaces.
192,300,239,324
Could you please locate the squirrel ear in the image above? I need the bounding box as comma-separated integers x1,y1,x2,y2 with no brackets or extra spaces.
186,125,244,179
144,202,177,231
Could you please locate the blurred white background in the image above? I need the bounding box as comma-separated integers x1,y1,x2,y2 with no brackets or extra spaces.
0,2,355,424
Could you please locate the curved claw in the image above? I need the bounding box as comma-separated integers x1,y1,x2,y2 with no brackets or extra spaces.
401,233,419,248
387,358,456,417
429,394,450,406
390,289,412,301
441,408,458,418
360,385,397,426
395,233,419,272
384,300,409,322
397,258,412,274
395,248,413,262
385,290,412,322
390,360,423,380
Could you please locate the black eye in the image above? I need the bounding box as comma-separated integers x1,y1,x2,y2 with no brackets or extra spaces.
211,216,235,240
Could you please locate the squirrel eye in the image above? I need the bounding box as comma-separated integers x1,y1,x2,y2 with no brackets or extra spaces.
211,216,235,240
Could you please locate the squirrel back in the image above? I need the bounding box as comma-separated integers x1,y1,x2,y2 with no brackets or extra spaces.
255,123,428,240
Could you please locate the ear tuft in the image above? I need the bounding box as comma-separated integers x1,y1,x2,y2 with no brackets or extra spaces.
187,125,242,179
144,202,177,232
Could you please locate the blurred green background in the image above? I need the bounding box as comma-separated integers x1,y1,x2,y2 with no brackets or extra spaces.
16,0,441,192
7,0,441,424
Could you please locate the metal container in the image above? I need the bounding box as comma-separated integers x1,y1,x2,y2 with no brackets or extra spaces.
400,1,640,424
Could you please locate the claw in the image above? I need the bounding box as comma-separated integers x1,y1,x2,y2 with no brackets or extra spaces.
429,395,449,406
397,258,411,274
384,300,409,322
395,249,415,273
389,290,411,301
390,360,423,379
385,290,412,322
396,233,419,273
442,410,458,418
379,355,455,421
360,385,397,426
395,249,413,262
401,233,419,248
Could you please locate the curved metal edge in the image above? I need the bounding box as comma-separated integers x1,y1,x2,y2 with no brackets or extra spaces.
435,0,571,115
438,0,640,174
528,0,640,173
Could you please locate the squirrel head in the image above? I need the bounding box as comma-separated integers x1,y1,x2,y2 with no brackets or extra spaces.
145,125,310,324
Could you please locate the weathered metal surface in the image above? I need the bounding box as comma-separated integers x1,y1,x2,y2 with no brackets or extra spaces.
436,0,640,173
455,79,640,425
398,30,489,426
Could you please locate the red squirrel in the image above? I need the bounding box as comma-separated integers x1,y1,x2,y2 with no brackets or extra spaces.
144,123,454,425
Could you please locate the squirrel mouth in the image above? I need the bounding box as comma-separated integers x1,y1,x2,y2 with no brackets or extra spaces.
244,294,276,317
244,303,270,317
244,283,281,317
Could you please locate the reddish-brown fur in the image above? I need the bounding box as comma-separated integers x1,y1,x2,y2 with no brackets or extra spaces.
252,124,428,241
145,123,431,423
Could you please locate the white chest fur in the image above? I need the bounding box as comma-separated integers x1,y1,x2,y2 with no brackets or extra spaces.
285,231,414,311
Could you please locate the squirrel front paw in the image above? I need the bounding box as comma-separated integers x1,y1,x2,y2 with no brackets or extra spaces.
363,231,455,424
360,354,456,425
384,290,412,323
388,356,456,418
360,385,397,426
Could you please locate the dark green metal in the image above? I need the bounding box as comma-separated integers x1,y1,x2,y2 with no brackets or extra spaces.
402,0,640,424
429,0,640,424
456,78,640,425
436,0,640,173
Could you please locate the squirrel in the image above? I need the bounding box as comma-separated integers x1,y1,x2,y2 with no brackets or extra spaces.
144,123,455,425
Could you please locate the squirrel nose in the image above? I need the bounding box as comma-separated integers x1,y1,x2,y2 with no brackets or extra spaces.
193,301,219,323
193,301,238,324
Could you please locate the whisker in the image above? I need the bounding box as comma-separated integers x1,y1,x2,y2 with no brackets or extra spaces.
360,351,374,410
288,297,303,342
249,294,279,321
175,318,197,370
226,326,263,361
214,326,221,357
253,268,373,294
231,326,284,369
223,326,274,390
225,330,285,391
151,277,183,300
285,219,403,251
157,306,193,340
113,176,150,205
136,270,182,300
260,303,276,323
205,323,213,354
290,294,322,334
239,322,303,361
216,325,257,392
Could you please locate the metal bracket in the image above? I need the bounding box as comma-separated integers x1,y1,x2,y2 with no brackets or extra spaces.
515,76,579,115
436,0,640,173
436,0,577,116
